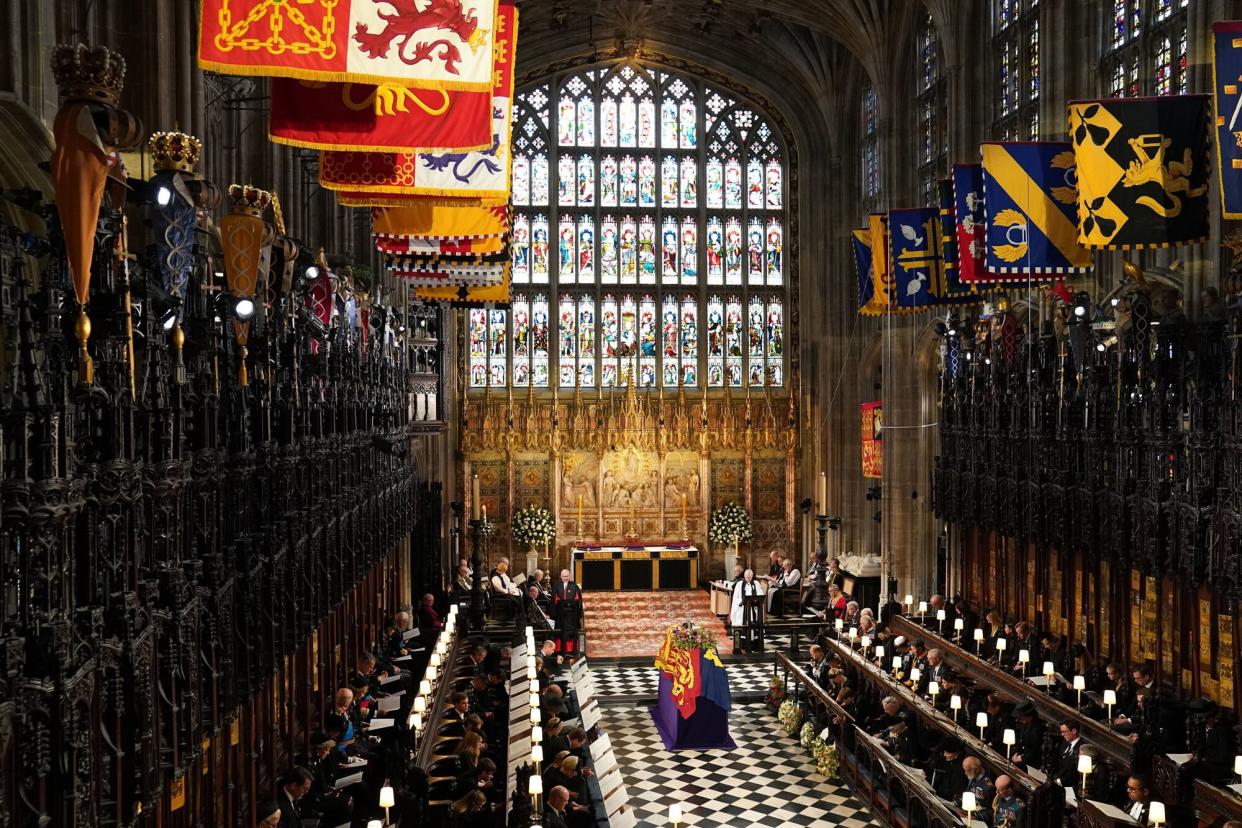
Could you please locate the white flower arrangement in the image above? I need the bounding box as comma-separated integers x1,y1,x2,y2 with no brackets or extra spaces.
708,501,753,545
511,504,556,545
777,698,803,736
799,721,816,748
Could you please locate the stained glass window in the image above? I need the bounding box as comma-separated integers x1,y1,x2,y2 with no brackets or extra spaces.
862,83,880,212
993,0,1040,139
493,62,790,394
917,10,948,205
1103,0,1188,98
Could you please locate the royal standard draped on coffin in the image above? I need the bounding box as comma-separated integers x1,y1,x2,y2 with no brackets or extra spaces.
981,142,1092,277
1069,95,1211,249
198,0,499,89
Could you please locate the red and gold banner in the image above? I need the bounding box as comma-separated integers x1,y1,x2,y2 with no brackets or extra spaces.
374,233,506,255
320,0,516,198
269,80,492,152
198,0,500,90
861,401,883,479
336,188,507,208
371,204,509,239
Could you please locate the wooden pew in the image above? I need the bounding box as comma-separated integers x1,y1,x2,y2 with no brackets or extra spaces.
817,634,1061,823
775,653,966,828
888,615,1138,771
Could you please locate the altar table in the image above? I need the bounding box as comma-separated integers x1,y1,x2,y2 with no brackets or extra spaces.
571,544,699,591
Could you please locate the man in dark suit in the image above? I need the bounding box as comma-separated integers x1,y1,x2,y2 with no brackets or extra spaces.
807,645,830,688
276,766,314,827
544,785,571,828
1050,720,1082,787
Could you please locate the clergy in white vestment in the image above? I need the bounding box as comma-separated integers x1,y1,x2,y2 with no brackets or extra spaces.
730,569,762,626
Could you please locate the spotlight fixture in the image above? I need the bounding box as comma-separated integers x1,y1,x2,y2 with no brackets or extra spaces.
156,186,173,207
305,264,320,280
1096,341,1106,352
1110,297,1121,307
947,326,957,336
234,297,256,321
1071,292,1091,320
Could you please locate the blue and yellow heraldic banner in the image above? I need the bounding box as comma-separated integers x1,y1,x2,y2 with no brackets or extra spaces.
857,214,894,317
1069,95,1211,249
981,142,1092,276
852,228,875,313
888,207,978,311
1213,22,1242,219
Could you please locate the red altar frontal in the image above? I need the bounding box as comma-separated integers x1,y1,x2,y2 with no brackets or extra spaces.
571,544,699,591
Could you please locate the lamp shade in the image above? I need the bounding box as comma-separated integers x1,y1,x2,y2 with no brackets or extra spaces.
413,695,427,714
892,656,903,671
367,821,382,828
411,712,422,732
918,601,928,613
875,645,886,660
418,680,431,697
1003,728,1016,746
1235,755,1242,776
1018,649,1030,663
975,712,988,728
379,786,395,808
525,625,534,636
928,681,940,696
670,803,683,823
529,775,543,796
529,706,541,724
905,594,914,605
962,792,977,812
425,664,437,683
996,637,1007,651
910,668,922,683
531,725,543,743
950,694,962,710
531,744,544,763
429,652,441,668
955,618,965,631
527,655,537,671
1148,802,1165,826
1103,689,1117,706
529,691,540,709
1043,661,1055,676
526,664,537,681
1078,754,1093,773
974,628,985,642
936,609,947,621
1073,675,1086,691
861,636,872,649
849,627,858,640
835,619,844,631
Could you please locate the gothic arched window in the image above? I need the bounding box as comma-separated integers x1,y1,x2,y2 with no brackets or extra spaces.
1100,0,1189,97
861,83,880,213
917,11,948,205
476,62,789,392
993,0,1040,139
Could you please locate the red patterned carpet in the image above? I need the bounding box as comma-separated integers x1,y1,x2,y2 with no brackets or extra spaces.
583,590,733,658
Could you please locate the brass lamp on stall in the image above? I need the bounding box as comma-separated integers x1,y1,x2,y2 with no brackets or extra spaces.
219,184,274,386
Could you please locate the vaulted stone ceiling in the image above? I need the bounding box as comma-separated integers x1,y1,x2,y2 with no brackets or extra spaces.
511,0,920,155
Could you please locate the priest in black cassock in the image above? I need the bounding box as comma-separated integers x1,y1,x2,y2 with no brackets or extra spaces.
552,569,584,655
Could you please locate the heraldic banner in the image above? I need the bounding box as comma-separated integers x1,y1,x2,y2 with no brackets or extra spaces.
1069,95,1211,249
320,0,516,199
861,401,882,479
952,164,992,283
198,0,499,89
981,142,1092,277
1213,22,1242,219
888,207,978,311
852,227,884,316
857,214,892,317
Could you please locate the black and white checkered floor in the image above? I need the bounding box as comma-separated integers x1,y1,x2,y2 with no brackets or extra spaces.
602,702,878,828
589,662,775,701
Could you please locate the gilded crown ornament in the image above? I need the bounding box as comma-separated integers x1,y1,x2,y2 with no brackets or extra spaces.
52,43,127,106
226,184,273,216
148,131,202,173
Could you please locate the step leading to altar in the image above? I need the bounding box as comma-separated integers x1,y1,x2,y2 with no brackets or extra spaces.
571,543,700,591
